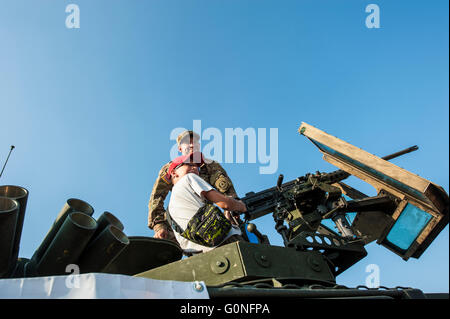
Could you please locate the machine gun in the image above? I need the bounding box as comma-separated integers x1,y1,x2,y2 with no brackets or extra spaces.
232,123,448,275
234,147,419,275
239,146,418,244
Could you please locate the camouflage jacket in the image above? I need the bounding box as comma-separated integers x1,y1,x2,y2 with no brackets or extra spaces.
148,160,237,233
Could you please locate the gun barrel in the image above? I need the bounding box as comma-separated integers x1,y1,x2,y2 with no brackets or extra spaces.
381,145,418,161
240,145,419,221
326,145,420,183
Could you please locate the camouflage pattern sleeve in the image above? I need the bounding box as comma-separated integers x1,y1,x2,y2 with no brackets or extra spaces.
148,162,173,230
203,160,238,198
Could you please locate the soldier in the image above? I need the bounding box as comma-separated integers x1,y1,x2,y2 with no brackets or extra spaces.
148,130,238,242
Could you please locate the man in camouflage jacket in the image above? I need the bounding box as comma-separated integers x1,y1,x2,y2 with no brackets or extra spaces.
148,130,238,242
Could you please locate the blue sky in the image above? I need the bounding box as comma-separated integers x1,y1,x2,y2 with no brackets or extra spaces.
0,0,448,292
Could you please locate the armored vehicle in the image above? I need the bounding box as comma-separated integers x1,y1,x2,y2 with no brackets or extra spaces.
1,122,448,299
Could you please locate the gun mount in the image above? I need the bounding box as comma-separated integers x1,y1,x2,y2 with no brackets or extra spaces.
230,145,423,275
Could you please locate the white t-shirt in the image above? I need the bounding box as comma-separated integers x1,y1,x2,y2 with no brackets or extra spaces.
168,173,242,253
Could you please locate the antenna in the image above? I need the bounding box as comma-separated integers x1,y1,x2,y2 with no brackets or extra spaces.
0,145,15,179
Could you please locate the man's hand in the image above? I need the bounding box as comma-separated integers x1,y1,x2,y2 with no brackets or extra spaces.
224,210,241,225
236,200,247,212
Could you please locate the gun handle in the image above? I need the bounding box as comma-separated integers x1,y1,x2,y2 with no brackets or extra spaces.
247,223,270,245
277,174,284,191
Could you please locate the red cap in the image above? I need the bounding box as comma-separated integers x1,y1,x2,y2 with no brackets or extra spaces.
167,152,204,180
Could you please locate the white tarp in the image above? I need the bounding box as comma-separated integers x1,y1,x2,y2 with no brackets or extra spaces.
0,273,209,299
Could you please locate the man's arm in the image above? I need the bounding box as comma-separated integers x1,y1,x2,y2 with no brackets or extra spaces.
148,163,173,238
203,161,241,224
202,189,247,213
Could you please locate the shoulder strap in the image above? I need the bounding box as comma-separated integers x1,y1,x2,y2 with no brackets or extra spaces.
165,208,184,234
